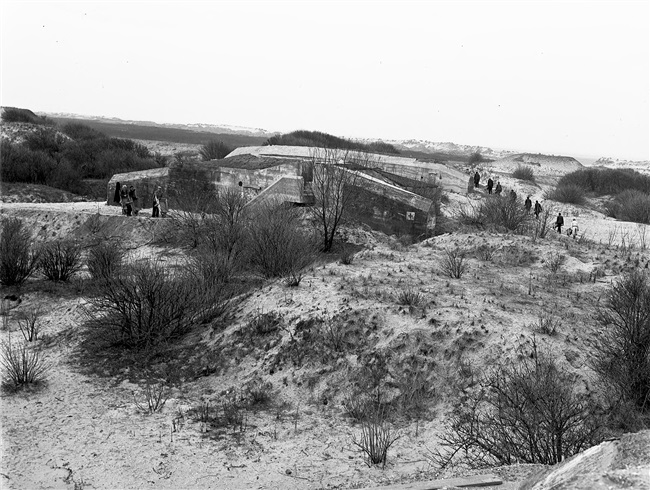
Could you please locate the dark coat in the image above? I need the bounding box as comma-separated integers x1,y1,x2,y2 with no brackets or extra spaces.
113,182,121,204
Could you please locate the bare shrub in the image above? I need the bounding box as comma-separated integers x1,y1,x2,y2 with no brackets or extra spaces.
545,251,565,274
474,244,496,261
321,316,348,353
395,288,424,307
512,165,535,182
342,392,375,422
592,270,650,413
544,184,586,205
0,217,39,286
17,308,43,342
222,389,246,433
479,195,531,232
430,348,603,469
133,379,170,414
247,311,282,336
244,377,274,406
87,242,123,280
532,312,560,336
352,411,401,468
247,203,318,279
532,207,552,241
0,336,49,389
85,260,229,350
440,247,468,279
39,240,83,281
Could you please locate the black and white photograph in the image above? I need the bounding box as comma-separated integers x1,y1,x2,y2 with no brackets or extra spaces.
1,1,649,489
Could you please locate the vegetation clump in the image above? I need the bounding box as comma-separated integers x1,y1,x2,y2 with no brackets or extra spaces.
512,164,535,182
0,218,39,286
264,130,399,155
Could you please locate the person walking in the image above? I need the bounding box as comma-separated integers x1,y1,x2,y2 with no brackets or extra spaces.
152,187,161,218
570,218,579,239
524,196,532,214
495,181,502,195
128,185,139,215
120,184,129,215
473,171,480,188
509,189,517,201
487,177,494,194
555,212,564,234
534,200,542,219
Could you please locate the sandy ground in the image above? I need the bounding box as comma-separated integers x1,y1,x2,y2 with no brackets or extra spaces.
2,160,650,489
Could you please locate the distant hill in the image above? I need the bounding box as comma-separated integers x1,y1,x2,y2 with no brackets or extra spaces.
592,157,650,175
44,114,269,148
365,138,514,161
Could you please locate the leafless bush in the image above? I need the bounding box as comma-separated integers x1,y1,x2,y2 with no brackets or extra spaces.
430,347,603,469
247,203,318,279
533,312,561,336
247,311,283,336
352,411,401,468
87,241,123,280
440,247,468,279
17,308,43,342
342,392,375,422
133,379,170,414
473,244,495,261
532,208,552,241
39,240,83,281
0,336,49,389
592,270,650,413
339,248,355,265
222,389,246,433
85,260,230,350
545,251,565,274
321,316,348,352
0,217,39,286
244,377,274,406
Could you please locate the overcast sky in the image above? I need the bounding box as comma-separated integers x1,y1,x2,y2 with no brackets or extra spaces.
1,0,648,160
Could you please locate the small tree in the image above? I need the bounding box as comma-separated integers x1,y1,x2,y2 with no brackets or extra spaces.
592,270,650,412
0,218,39,286
39,240,82,281
431,347,603,469
309,147,363,252
199,140,233,161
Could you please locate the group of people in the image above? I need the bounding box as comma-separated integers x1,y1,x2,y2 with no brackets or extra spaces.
113,182,166,218
554,212,579,239
472,172,579,237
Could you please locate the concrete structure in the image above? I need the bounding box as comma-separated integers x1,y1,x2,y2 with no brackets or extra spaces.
106,145,469,237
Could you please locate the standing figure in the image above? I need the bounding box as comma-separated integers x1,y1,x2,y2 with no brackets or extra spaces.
534,200,542,219
487,178,494,194
113,182,121,205
571,218,579,239
524,196,532,213
495,182,502,195
120,184,129,215
555,212,564,234
473,171,480,188
509,189,517,201
152,187,161,218
128,185,139,215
